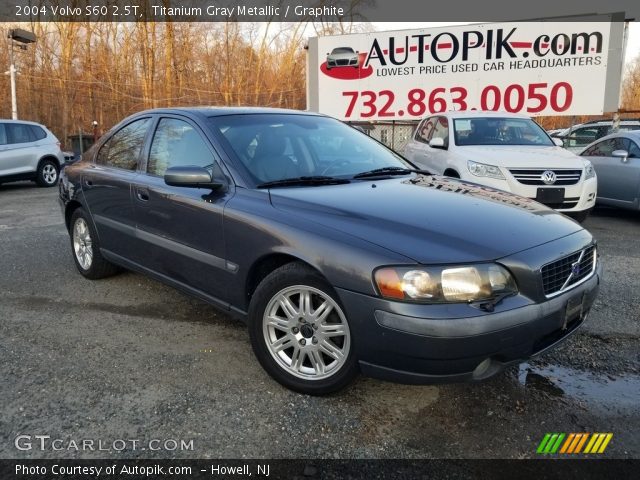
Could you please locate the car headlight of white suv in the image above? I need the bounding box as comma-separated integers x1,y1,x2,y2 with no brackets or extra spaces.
467,160,505,180
583,160,596,179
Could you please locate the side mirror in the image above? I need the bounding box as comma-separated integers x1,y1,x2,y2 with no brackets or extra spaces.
553,137,564,147
429,137,446,149
612,149,629,161
164,166,224,189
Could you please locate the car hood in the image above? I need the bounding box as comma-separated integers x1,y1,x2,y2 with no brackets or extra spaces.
269,175,583,264
458,145,585,168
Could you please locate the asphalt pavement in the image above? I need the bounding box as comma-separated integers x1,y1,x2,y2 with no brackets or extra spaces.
1,182,638,459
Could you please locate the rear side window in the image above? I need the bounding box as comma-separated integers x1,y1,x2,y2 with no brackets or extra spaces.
29,125,47,140
0,124,6,145
6,123,35,144
96,118,151,171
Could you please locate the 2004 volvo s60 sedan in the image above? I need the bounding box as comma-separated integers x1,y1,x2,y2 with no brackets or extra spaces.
59,108,601,395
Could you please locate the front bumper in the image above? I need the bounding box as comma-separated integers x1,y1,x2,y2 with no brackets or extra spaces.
336,262,601,385
462,174,597,213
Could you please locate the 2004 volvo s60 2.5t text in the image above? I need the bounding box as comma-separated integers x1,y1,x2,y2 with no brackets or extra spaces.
59,108,601,395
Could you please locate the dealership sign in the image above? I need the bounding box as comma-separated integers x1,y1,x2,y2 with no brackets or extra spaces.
306,17,626,120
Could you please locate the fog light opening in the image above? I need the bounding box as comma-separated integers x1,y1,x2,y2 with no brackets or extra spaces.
472,358,492,379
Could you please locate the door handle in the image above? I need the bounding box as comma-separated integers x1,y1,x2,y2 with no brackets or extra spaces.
84,179,93,187
135,188,149,202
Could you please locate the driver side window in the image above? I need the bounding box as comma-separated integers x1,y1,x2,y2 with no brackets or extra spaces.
415,118,435,144
430,117,449,146
147,118,218,177
582,137,629,157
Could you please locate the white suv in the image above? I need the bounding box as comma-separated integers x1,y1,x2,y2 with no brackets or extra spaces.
0,119,65,187
403,111,597,222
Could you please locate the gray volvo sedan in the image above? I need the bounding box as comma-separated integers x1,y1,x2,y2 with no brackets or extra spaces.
59,108,601,394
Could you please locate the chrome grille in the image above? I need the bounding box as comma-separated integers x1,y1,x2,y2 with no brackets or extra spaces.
510,169,582,186
541,245,596,297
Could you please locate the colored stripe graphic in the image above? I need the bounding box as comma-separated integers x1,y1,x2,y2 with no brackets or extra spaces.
597,434,613,453
584,434,599,453
538,433,612,454
537,433,552,454
574,433,589,453
559,433,576,454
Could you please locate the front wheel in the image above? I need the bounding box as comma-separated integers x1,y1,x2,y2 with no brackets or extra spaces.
248,263,358,395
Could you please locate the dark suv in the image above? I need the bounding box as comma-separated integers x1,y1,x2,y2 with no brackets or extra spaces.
59,108,601,394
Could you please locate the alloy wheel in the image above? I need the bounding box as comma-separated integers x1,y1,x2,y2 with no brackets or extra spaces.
262,285,351,380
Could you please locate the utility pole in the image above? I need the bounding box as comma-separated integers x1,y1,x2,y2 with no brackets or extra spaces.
9,40,17,119
6,29,37,120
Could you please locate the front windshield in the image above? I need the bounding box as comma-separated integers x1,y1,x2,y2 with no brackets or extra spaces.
209,114,410,184
332,48,354,54
454,117,553,147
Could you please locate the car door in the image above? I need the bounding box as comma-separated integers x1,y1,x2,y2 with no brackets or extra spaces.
0,123,9,176
81,117,152,260
404,117,436,170
582,137,640,206
1,122,37,175
132,115,235,304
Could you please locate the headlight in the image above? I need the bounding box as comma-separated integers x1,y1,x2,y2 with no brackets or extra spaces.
467,160,505,180
374,264,517,303
583,160,596,179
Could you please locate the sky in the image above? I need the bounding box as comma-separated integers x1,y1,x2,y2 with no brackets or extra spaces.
370,22,640,66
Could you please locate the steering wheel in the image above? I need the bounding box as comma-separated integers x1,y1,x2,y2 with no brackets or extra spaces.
321,159,351,176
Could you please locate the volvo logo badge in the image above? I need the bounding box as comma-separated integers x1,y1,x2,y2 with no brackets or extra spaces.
571,262,581,276
541,170,557,185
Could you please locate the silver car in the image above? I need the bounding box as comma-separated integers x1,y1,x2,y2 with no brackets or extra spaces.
579,130,640,211
0,119,65,187
326,47,359,69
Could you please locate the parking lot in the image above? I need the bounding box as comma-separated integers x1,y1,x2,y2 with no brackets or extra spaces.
1,182,638,459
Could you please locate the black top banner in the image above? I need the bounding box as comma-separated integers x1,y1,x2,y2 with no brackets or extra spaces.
1,0,639,22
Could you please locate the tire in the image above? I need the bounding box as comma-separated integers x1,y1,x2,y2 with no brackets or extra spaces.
69,208,120,279
248,262,358,395
36,159,59,187
444,169,460,179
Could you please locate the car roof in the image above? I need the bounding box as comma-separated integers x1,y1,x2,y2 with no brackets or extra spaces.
133,107,325,118
573,120,640,127
438,110,531,120
0,119,46,126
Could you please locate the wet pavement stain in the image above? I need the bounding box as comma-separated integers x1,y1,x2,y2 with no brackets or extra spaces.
519,363,640,410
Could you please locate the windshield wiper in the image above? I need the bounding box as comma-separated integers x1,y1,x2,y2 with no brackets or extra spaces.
256,176,351,188
353,167,431,179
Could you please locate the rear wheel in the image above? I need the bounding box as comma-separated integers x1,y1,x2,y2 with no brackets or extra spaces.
248,263,358,395
36,159,59,187
69,208,120,279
